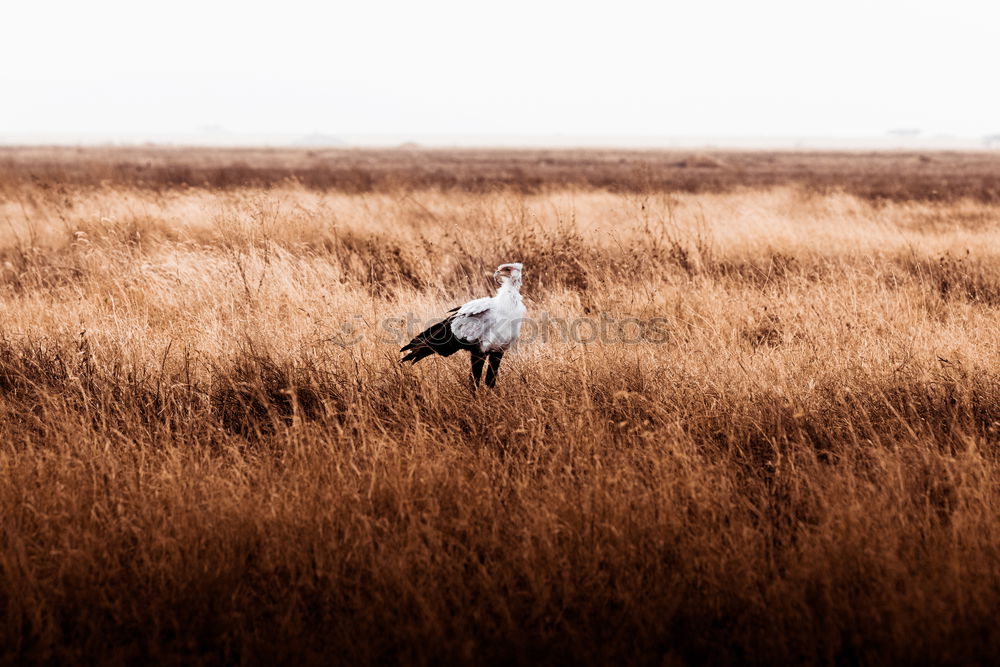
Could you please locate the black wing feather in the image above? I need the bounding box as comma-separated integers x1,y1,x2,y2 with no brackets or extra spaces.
400,313,477,364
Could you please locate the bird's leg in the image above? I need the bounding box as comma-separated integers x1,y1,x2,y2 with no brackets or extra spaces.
485,350,504,388
470,351,486,390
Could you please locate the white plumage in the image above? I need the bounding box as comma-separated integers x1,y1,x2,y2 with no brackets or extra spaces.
400,263,526,387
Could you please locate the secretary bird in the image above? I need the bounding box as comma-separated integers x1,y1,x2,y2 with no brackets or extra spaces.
400,263,526,388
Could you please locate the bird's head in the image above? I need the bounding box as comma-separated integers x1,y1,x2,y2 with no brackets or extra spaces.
494,262,524,286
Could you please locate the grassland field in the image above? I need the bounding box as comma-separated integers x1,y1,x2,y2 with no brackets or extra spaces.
2,147,1000,665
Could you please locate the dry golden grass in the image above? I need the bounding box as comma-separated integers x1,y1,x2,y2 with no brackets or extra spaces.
5,145,1000,201
2,149,1000,664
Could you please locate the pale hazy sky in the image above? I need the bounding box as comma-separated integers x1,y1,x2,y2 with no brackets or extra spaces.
3,0,998,140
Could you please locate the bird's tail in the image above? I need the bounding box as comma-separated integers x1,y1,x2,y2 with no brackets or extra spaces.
400,345,437,364
400,318,464,364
